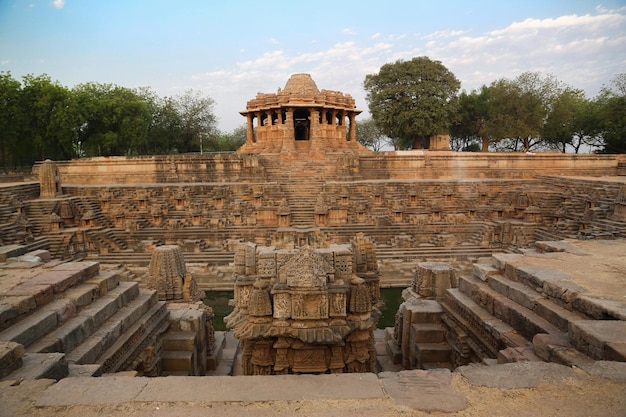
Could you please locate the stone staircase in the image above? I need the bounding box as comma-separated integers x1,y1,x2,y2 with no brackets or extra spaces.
0,256,168,380
440,250,626,367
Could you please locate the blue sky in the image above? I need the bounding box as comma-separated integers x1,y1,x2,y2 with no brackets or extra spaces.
1,0,625,132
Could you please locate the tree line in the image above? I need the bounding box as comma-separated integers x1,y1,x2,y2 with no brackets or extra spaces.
359,57,626,153
0,72,246,171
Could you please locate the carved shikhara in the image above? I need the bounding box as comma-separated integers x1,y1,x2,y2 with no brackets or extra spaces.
225,234,380,375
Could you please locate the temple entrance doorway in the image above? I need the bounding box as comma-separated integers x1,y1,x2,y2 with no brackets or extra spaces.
294,109,310,140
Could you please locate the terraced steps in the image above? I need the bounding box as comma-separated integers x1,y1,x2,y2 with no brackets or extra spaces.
0,257,168,380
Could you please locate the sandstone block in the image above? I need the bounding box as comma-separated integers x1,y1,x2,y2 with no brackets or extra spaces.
5,283,53,308
472,263,498,282
0,308,57,347
52,261,100,281
569,320,626,360
29,270,83,294
161,350,195,373
85,270,120,296
1,296,37,316
0,341,24,378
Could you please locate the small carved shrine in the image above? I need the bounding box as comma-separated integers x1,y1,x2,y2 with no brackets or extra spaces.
225,233,380,375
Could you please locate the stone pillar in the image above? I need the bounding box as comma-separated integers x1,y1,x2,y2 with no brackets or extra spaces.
246,114,254,143
39,159,62,199
310,108,321,140
285,108,295,139
348,112,356,141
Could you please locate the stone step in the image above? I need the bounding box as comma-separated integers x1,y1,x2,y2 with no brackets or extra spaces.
415,342,452,365
208,331,238,376
78,281,139,329
442,288,518,358
0,305,59,348
487,274,587,332
458,274,562,341
411,323,446,343
94,300,168,376
161,351,196,376
206,331,226,371
0,352,68,381
25,282,142,355
64,291,157,365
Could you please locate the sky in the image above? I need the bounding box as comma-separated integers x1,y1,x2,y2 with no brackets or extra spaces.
1,0,625,132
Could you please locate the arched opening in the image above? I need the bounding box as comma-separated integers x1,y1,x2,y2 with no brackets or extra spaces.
294,109,310,140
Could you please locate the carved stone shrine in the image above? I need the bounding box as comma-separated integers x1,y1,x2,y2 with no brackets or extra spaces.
225,234,380,375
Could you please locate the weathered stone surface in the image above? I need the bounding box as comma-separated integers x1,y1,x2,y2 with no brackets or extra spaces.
0,245,27,263
29,270,83,294
4,352,68,381
569,320,626,360
458,362,582,388
380,369,467,412
572,295,626,320
36,376,149,406
578,360,626,383
0,341,24,378
5,284,53,308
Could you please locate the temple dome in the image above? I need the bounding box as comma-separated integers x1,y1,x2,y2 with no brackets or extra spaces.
283,73,320,95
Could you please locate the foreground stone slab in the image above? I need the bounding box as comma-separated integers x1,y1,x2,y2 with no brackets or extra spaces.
379,369,467,412
458,362,583,389
137,373,384,402
36,373,384,407
35,376,149,406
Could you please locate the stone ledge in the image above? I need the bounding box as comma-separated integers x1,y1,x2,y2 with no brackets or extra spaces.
36,373,384,406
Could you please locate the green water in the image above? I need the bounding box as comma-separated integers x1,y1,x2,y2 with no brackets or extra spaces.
203,288,404,331
203,291,234,331
378,287,403,329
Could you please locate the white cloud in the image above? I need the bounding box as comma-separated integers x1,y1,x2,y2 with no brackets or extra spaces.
191,7,626,131
51,0,65,9
342,28,356,35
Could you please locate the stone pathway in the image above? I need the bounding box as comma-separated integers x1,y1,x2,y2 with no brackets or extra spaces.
1,361,624,417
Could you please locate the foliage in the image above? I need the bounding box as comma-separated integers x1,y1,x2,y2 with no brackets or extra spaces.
356,118,389,151
364,56,460,150
450,87,492,151
0,72,220,169
596,73,626,154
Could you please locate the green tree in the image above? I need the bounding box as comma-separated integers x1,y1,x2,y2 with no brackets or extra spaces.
173,89,217,153
486,72,565,152
72,83,150,156
212,125,247,152
450,87,493,152
543,89,601,153
356,118,388,151
596,73,626,154
0,72,22,171
20,74,71,161
363,56,461,150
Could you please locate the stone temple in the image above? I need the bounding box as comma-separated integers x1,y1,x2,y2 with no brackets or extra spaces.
0,74,625,413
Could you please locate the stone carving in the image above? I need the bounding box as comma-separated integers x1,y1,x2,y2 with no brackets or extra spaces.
145,245,203,302
225,239,380,375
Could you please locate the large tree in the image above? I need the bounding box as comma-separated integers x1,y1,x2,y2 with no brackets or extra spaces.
363,57,460,150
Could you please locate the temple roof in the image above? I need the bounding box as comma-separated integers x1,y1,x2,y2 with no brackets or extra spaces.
282,73,320,95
